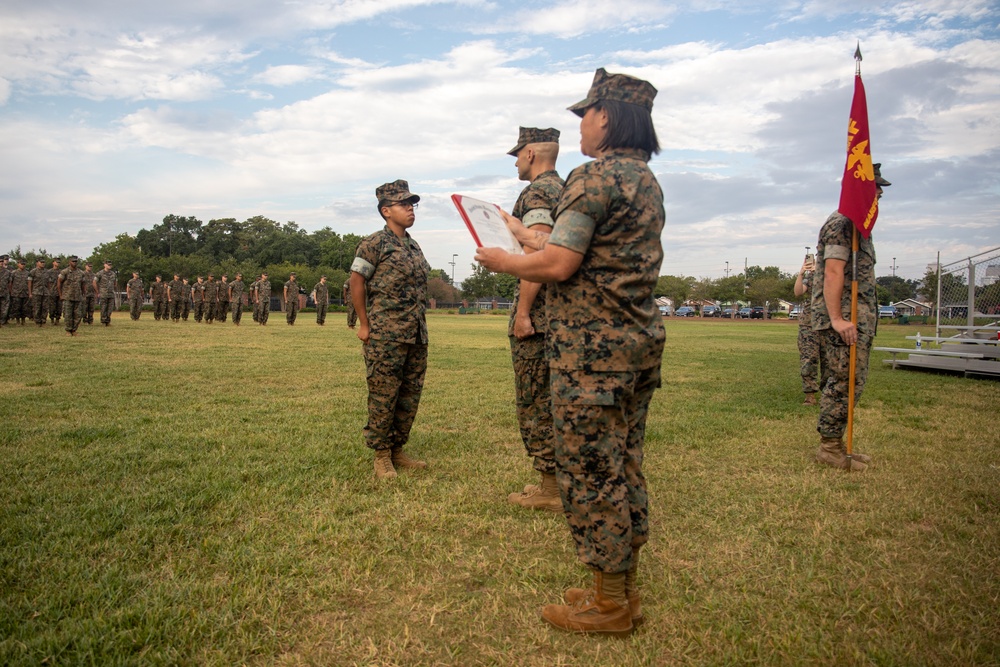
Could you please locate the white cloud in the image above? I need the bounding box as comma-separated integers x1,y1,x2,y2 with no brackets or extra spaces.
253,64,327,87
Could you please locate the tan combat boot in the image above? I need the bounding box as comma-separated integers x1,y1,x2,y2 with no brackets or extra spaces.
815,436,869,471
374,449,397,479
507,472,562,512
803,393,817,405
565,550,643,625
391,448,427,470
542,570,633,637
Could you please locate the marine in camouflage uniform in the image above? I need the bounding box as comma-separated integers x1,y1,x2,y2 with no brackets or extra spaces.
127,273,144,320
190,276,206,322
94,260,117,326
203,275,219,323
811,164,890,472
504,126,565,511
477,68,664,636
343,279,357,328
180,278,192,320
313,276,329,325
351,180,430,478
794,257,820,403
150,275,168,321
45,259,61,324
217,275,230,323
9,259,31,325
283,274,300,325
250,276,260,322
57,256,87,335
81,263,96,324
0,255,10,326
28,259,49,326
167,274,184,321
229,273,245,325
256,274,271,325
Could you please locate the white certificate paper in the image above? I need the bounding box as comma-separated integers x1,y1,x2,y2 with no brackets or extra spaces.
451,194,524,255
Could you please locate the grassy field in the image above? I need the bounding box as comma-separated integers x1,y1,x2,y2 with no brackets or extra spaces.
1,314,998,666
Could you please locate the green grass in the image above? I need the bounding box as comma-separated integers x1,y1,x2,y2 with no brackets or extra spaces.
1,315,998,666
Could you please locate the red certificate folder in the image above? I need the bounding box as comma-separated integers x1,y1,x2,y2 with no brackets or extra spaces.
451,194,524,255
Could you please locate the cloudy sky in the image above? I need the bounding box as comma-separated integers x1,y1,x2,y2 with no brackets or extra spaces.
1,0,997,283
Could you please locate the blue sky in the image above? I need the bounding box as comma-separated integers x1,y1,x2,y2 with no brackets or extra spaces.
1,0,998,283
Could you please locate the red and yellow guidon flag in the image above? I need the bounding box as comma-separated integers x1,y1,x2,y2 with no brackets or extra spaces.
837,74,879,238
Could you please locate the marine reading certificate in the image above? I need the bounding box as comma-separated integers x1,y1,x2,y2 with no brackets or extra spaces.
451,194,524,255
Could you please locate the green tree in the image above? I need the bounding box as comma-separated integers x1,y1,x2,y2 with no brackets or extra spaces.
655,275,693,306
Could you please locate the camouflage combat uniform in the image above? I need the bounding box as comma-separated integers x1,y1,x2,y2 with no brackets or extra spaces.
510,169,564,475
127,276,144,320
191,280,206,322
217,278,230,323
167,277,184,321
343,280,357,328
250,278,260,322
257,278,271,325
284,278,300,324
45,264,61,324
351,226,430,451
203,279,218,323
82,267,96,324
150,279,168,321
0,260,10,325
229,277,245,324
546,147,665,575
797,271,820,395
94,266,117,325
180,280,191,320
58,263,87,334
811,211,876,439
10,263,30,324
313,280,329,325
29,263,48,325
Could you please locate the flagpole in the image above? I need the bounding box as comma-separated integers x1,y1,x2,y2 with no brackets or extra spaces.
845,227,859,468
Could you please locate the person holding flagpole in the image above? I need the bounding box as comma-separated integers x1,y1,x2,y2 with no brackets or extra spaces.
811,46,889,471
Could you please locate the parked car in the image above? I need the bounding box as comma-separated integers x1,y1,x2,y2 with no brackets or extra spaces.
788,307,801,319
702,305,720,317
879,305,897,319
675,306,697,317
721,308,735,319
750,306,765,319
658,305,673,316
738,307,752,319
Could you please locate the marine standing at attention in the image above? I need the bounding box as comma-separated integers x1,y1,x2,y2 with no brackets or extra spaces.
313,275,329,325
94,260,117,326
351,180,430,479
256,272,271,325
57,255,87,336
794,254,819,405
127,271,144,320
284,272,300,325
503,126,565,512
477,68,665,637
229,273,245,325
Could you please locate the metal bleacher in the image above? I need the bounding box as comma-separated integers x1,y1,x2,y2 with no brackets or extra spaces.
875,324,1000,379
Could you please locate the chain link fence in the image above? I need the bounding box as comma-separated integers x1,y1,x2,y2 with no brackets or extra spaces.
935,246,1000,335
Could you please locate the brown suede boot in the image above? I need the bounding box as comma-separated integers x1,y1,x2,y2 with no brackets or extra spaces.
565,551,643,625
542,571,633,637
803,393,817,405
374,449,397,479
391,448,427,470
815,436,868,471
507,472,562,512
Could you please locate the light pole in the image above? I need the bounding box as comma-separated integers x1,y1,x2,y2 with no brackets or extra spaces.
725,261,729,278
450,254,458,285
892,257,897,278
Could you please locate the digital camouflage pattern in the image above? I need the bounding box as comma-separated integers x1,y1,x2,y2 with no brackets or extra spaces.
548,148,665,372
551,365,660,572
343,280,357,327
250,278,260,322
95,267,117,325
351,227,430,344
217,278,230,322
58,265,87,333
257,278,271,325
374,179,419,206
150,280,168,320
203,279,218,322
284,279,299,324
812,211,877,438
507,126,560,156
45,265,60,323
567,68,657,115
229,278,244,324
313,280,328,324
9,264,30,323
362,340,428,451
127,277,144,320
509,168,564,475
817,330,872,438
353,219,430,452
797,270,819,394
180,280,191,320
82,267,95,324
0,262,10,325
545,145,664,575
811,211,877,336
29,264,48,325
190,280,205,322
167,277,184,321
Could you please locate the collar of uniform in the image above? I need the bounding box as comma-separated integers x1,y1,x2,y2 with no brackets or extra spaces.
600,147,651,162
381,225,412,248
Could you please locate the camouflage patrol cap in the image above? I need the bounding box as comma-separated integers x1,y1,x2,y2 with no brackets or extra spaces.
507,127,561,156
873,163,891,187
376,179,420,208
17,258,26,265
567,67,657,117
68,255,79,262
0,255,8,261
